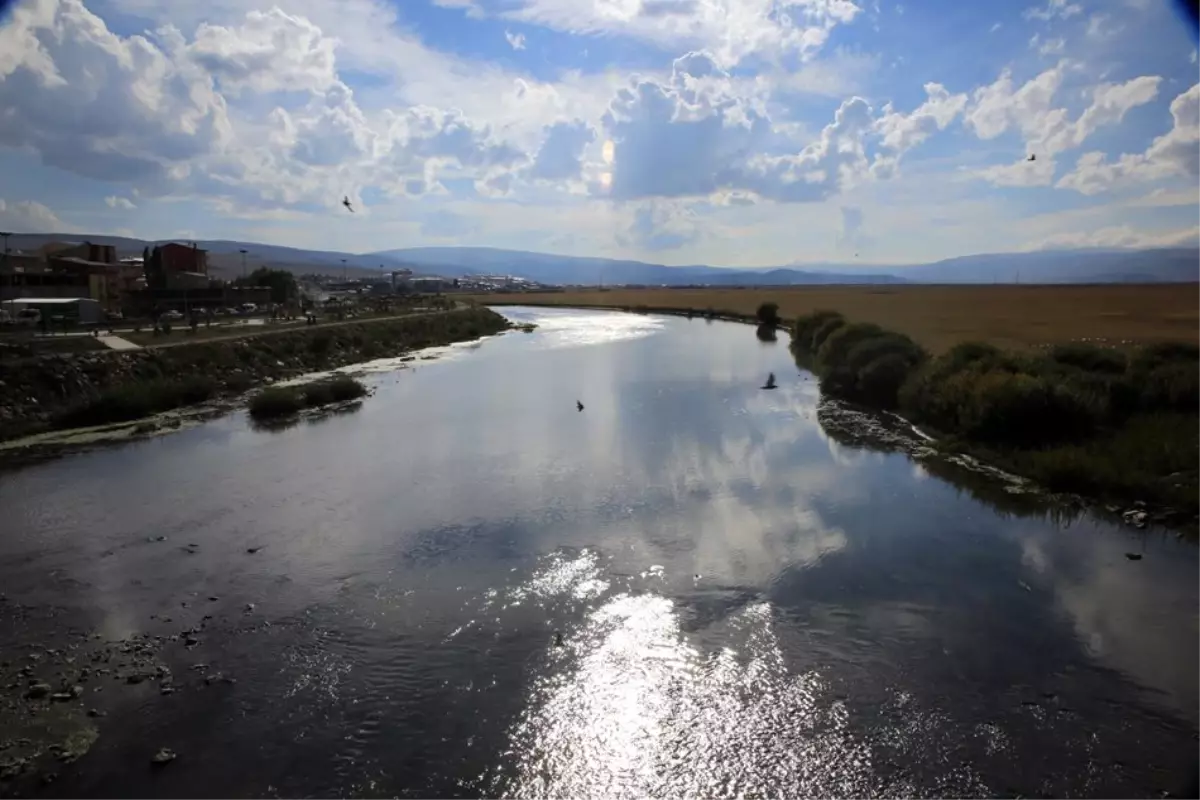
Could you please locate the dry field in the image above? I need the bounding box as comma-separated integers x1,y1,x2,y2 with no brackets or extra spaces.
474,284,1199,353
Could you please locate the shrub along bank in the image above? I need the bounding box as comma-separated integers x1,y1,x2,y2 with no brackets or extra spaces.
791,310,1199,517
0,308,512,441
248,375,369,421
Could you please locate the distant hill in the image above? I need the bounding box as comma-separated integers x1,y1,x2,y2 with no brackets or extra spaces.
4,233,1195,286
366,246,905,285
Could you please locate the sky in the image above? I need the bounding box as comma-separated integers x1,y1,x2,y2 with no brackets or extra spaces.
0,0,1196,267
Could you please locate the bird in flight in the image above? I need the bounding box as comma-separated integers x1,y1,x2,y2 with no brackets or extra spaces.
576,400,584,412
1027,154,1036,162
342,196,355,212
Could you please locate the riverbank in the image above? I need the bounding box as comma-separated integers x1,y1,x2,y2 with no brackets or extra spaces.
0,308,513,446
789,310,1198,532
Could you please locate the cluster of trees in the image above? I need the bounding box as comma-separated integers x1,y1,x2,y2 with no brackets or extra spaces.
233,268,298,304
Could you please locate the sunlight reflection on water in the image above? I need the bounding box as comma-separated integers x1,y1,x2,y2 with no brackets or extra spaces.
487,550,925,799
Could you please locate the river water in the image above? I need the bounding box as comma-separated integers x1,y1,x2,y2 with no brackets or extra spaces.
0,307,1196,798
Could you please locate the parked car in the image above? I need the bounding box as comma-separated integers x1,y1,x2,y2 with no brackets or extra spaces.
15,308,41,327
161,310,184,321
105,310,124,321
240,303,258,314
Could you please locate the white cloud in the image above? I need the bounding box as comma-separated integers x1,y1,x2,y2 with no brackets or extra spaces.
874,82,967,157
600,51,887,204
1084,13,1122,41
0,198,70,233
1028,224,1200,250
1023,0,1083,22
989,22,1002,33
0,0,233,185
1030,34,1066,56
495,0,863,68
188,7,338,95
966,66,1162,187
1191,49,1198,65
105,196,137,210
505,29,526,50
1057,83,1200,194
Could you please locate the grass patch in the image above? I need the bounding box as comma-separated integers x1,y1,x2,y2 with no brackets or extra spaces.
249,376,368,421
55,377,217,429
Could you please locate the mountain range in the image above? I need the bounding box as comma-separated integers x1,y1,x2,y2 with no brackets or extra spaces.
5,233,1196,286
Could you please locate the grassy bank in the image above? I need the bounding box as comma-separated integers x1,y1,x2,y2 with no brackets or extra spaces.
1,308,511,442
474,284,1200,353
249,376,368,421
791,309,1199,518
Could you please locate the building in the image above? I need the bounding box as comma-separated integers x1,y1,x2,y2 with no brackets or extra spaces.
156,243,208,276
4,297,104,325
0,266,90,302
39,241,118,265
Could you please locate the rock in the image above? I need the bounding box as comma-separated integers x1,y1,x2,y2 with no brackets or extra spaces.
24,683,50,700
86,708,105,718
70,684,83,698
184,637,199,648
50,692,74,702
246,547,261,554
243,603,255,613
1124,553,1143,561
208,596,219,602
151,748,176,765
126,674,145,684
1122,509,1148,528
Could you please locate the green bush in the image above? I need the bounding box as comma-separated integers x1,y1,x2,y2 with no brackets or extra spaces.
248,387,304,420
326,375,368,402
1050,343,1127,374
791,310,844,353
958,371,1096,446
816,322,886,367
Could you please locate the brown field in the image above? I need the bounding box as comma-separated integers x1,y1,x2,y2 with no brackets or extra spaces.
472,284,1200,353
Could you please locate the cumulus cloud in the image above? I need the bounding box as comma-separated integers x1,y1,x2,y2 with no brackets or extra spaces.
966,65,1162,186
1056,83,1200,194
0,0,232,184
187,7,339,94
527,121,595,181
619,201,702,250
600,51,890,204
0,198,70,233
105,196,137,210
505,30,526,50
495,0,862,68
874,82,967,160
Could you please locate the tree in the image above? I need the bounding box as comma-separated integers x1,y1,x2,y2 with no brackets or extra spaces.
234,267,298,304
756,302,781,326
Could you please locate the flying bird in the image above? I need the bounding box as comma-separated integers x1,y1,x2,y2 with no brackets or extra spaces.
576,400,584,412
1027,154,1036,162
342,196,355,212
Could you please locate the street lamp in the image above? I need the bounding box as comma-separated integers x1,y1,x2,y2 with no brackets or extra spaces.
239,248,248,279
341,258,347,283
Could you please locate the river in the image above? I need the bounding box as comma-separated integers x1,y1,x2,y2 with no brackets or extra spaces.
0,306,1196,798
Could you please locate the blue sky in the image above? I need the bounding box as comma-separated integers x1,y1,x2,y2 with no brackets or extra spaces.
0,0,1196,266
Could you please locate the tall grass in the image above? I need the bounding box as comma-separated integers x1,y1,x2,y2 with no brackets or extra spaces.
55,377,217,428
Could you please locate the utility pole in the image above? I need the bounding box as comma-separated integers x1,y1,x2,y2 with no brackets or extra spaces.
0,232,10,322
239,249,248,280
341,258,347,283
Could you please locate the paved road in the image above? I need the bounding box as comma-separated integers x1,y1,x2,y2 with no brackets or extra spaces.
97,335,142,351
